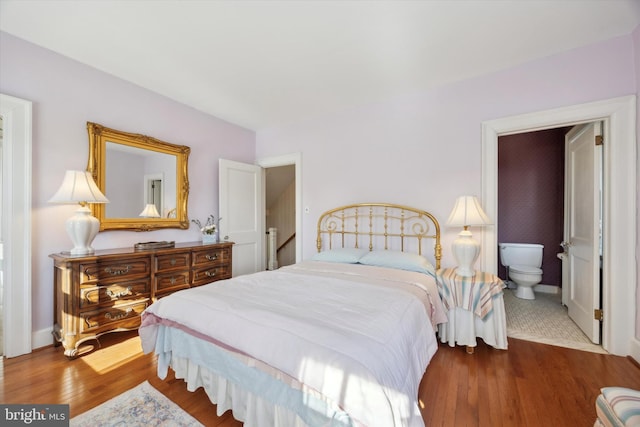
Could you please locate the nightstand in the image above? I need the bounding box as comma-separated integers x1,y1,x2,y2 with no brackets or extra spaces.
435,267,508,353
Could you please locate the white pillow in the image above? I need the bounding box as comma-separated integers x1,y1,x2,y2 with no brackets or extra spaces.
311,248,369,264
358,250,435,275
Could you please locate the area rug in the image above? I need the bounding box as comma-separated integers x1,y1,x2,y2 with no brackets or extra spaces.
503,288,608,354
71,381,203,426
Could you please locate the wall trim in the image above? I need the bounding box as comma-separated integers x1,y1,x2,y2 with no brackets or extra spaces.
1,93,32,357
534,284,560,294
32,327,54,351
481,95,636,357
630,337,640,365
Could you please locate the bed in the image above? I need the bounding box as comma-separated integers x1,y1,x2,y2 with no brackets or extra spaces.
139,203,447,427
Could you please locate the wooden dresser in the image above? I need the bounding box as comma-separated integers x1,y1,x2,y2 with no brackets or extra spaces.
50,241,233,358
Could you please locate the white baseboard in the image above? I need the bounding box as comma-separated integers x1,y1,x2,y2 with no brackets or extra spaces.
630,337,640,364
504,282,560,294
32,327,54,350
534,284,560,294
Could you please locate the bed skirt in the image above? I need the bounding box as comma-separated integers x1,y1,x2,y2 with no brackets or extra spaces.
168,353,358,427
437,294,508,350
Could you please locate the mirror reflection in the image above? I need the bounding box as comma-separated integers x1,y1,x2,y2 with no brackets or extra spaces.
105,142,176,218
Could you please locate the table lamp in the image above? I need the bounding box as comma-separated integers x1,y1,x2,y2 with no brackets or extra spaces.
139,203,161,218
49,170,109,255
446,195,492,277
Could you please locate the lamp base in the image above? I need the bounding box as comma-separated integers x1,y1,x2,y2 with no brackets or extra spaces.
455,266,476,277
66,205,100,255
452,229,480,277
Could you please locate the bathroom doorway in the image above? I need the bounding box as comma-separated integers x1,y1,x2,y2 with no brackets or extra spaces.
497,123,603,348
481,96,636,357
497,127,567,293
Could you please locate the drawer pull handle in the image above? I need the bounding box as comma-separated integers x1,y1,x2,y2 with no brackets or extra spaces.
104,265,131,276
205,270,216,277
206,254,218,261
170,258,177,266
105,307,133,321
106,287,132,298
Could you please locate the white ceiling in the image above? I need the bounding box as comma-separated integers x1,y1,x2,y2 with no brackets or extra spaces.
1,1,639,131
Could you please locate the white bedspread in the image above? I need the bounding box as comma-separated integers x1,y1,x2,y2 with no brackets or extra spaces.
140,261,445,427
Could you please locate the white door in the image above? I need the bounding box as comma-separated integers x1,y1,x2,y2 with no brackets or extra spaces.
219,159,265,276
564,122,601,343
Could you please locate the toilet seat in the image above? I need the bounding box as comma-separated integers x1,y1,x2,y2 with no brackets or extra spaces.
510,264,542,275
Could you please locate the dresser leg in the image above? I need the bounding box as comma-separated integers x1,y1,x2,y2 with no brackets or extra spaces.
63,348,80,359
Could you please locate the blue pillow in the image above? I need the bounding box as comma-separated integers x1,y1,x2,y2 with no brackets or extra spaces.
312,248,369,264
358,250,435,275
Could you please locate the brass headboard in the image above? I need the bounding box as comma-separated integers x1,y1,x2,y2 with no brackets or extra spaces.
316,203,442,270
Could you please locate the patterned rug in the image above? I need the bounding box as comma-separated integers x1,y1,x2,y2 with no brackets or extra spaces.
503,289,608,354
71,381,203,426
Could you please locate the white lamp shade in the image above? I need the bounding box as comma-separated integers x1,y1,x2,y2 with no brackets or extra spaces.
49,170,109,204
446,195,492,227
447,196,491,277
139,203,161,218
49,170,109,255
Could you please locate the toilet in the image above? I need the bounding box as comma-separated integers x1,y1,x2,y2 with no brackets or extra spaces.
498,243,544,300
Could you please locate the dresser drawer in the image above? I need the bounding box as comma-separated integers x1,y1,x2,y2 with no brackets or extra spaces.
79,300,149,333
192,264,231,286
193,247,230,267
155,270,190,294
79,278,150,308
80,258,150,282
155,252,190,272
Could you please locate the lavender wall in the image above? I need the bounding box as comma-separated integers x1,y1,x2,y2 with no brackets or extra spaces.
497,129,566,286
256,34,635,262
0,32,256,336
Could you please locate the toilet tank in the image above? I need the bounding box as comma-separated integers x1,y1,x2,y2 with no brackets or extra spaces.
498,243,544,268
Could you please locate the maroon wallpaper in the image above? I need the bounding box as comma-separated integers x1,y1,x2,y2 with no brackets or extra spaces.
497,128,567,287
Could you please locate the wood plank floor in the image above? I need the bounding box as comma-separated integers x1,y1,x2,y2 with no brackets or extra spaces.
2,331,640,426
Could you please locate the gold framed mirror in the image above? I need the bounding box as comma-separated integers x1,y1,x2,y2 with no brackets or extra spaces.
87,122,190,231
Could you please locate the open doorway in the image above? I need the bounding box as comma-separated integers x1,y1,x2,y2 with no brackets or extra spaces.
497,124,604,351
258,153,302,269
481,95,636,357
265,165,296,269
220,153,302,276
143,174,163,218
